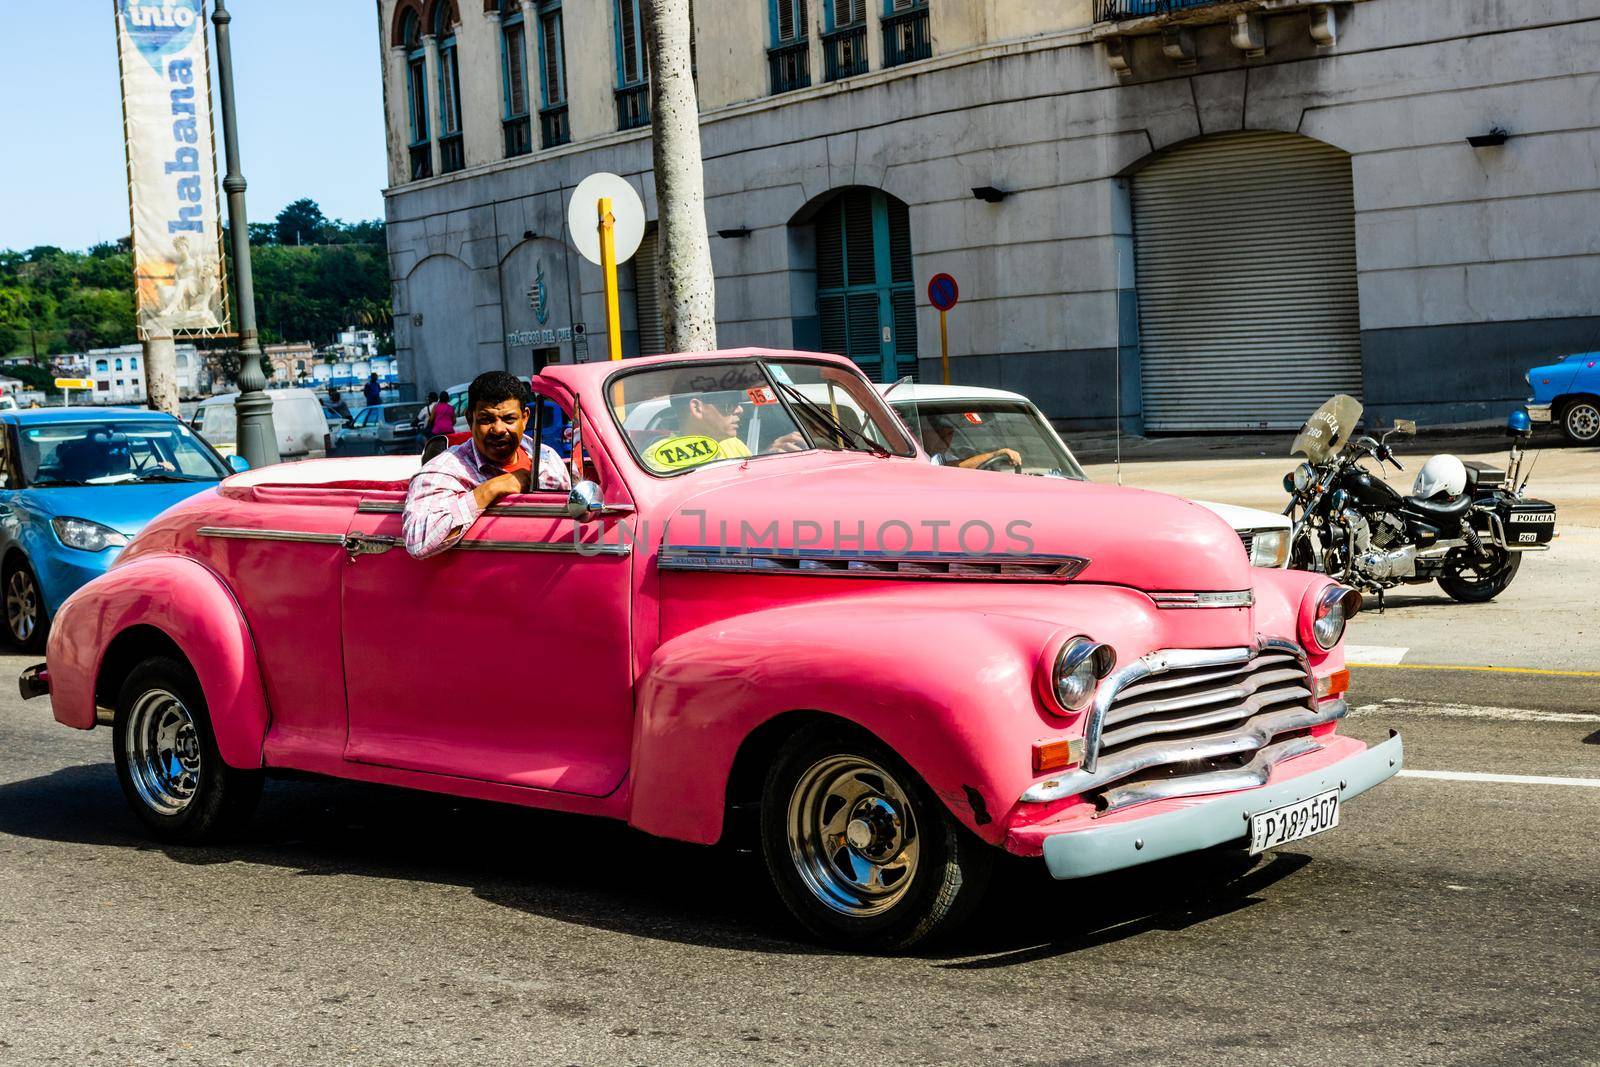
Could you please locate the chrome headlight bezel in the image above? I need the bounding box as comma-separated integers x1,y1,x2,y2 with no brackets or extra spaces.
1301,584,1361,651
1291,462,1315,493
1050,636,1117,714
51,516,130,553
1248,528,1290,568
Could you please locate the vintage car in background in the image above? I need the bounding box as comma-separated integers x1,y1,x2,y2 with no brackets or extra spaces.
1524,352,1600,443
0,408,243,651
880,383,1294,568
23,349,1401,948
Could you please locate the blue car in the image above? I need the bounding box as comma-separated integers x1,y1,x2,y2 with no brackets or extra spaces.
1525,352,1600,444
0,408,244,650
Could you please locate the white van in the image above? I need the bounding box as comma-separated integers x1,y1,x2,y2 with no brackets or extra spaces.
192,388,333,460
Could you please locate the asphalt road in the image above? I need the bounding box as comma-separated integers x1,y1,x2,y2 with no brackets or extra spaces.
0,652,1595,1066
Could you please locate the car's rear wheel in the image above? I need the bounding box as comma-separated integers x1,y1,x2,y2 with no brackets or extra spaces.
4,557,46,653
760,728,993,950
112,656,262,844
1560,399,1600,444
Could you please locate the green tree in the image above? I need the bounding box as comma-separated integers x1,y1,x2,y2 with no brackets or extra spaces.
275,198,330,246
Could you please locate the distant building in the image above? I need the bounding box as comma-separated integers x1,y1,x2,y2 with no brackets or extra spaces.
330,326,380,359
311,356,400,390
83,343,203,403
264,341,318,385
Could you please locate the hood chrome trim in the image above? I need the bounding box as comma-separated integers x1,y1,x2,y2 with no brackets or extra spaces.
1148,590,1254,609
657,545,1089,582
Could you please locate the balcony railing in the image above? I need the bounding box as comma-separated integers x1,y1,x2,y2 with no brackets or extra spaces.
768,40,811,94
438,133,465,174
540,105,571,148
616,84,650,131
1095,0,1228,20
503,115,532,158
882,6,931,67
408,143,432,181
822,24,868,82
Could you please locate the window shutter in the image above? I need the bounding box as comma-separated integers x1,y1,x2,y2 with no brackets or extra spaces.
833,0,864,27
845,293,882,379
635,227,665,355
816,201,845,290
619,0,641,84
843,192,875,287
505,22,527,116
777,0,805,41
541,9,565,104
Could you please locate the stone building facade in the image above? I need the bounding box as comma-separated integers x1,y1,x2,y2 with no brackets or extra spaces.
376,0,1600,430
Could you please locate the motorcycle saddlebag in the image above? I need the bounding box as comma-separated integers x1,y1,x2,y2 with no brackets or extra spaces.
1500,498,1556,546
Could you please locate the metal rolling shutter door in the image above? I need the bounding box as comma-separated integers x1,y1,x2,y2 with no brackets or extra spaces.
1132,131,1363,431
636,228,664,356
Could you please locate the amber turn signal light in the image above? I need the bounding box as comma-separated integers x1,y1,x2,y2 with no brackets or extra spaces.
1032,738,1083,774
1316,668,1350,701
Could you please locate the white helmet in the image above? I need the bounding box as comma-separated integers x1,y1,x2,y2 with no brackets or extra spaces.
1413,454,1467,500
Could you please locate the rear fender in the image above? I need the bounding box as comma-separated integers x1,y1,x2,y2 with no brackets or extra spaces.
45,554,269,769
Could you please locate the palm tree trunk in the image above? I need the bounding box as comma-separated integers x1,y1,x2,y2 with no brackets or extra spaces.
642,0,716,353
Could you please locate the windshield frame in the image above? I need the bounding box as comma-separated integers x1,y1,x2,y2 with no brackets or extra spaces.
604,356,918,478
17,417,232,488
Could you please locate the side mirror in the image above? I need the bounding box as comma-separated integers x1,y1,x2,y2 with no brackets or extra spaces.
1392,419,1417,436
565,480,605,521
226,454,250,473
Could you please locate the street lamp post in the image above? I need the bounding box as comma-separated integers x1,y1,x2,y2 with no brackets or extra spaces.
211,0,278,468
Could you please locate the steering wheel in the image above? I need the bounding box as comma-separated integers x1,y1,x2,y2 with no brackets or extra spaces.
978,453,1022,473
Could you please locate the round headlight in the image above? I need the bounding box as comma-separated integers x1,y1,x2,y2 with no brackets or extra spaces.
1291,462,1315,492
1304,585,1361,651
1051,637,1116,714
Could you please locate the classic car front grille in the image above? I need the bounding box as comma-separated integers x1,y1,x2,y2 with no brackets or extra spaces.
1020,641,1345,811
1237,530,1254,558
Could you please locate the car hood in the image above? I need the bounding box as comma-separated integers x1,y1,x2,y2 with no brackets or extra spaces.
24,482,219,537
1528,357,1583,395
660,457,1250,591
1191,499,1290,532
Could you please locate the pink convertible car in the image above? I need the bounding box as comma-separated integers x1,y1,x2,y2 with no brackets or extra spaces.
21,350,1401,948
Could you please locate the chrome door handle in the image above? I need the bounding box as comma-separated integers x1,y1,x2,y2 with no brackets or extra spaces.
342,532,398,562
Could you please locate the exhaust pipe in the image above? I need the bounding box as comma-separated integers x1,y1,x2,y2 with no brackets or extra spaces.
18,663,49,700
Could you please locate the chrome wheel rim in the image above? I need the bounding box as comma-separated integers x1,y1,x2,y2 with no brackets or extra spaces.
123,688,202,816
1568,404,1600,441
787,754,920,917
6,569,37,642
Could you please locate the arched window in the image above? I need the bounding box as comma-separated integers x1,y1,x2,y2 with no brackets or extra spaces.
812,188,918,382
115,358,124,371
177,353,189,368
432,2,465,173
498,0,532,157
130,356,139,370
94,359,108,373
401,9,431,180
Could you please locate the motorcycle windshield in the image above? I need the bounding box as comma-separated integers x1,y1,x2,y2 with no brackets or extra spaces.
1291,394,1363,462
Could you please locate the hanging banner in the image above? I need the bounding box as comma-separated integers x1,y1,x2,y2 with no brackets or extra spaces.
114,0,230,338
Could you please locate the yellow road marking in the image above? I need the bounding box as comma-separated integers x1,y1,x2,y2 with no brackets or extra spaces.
1349,662,1600,678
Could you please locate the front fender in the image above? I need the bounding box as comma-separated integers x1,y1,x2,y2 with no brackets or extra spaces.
45,553,269,769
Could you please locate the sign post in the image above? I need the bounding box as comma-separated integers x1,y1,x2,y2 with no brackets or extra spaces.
55,377,94,408
568,173,645,364
927,273,960,384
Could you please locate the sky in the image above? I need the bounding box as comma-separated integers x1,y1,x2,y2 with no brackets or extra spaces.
0,2,389,252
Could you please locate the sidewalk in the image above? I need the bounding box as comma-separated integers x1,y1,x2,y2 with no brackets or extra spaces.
1075,431,1599,527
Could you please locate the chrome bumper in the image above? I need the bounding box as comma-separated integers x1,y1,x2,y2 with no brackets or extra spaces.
1042,731,1403,880
1525,403,1553,423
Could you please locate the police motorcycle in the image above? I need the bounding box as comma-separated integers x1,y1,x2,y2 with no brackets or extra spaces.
1282,395,1556,605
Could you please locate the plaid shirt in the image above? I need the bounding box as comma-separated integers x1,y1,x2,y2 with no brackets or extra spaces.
402,435,571,559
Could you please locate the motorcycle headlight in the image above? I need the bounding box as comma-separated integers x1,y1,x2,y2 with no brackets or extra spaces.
1248,529,1290,568
1291,462,1315,493
51,517,130,553
1050,637,1117,714
1300,584,1361,651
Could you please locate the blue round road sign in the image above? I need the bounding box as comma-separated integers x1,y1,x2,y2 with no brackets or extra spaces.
928,273,959,311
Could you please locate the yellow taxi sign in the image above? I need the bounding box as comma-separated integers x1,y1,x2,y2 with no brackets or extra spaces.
55,377,94,390
645,434,720,471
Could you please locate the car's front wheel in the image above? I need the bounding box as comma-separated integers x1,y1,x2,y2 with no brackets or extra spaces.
4,556,46,653
1560,398,1600,444
760,728,994,950
112,656,262,844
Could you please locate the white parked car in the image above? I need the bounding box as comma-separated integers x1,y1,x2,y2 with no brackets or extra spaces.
191,388,334,460
879,383,1292,567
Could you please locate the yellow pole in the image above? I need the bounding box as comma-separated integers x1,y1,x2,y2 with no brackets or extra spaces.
939,308,950,384
599,197,622,361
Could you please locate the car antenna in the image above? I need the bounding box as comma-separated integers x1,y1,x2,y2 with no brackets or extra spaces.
1114,249,1124,486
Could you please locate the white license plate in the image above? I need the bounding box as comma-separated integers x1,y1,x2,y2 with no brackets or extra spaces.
1248,789,1340,855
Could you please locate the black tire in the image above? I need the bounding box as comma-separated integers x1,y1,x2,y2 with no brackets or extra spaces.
112,656,262,844
3,556,47,653
759,727,994,950
1437,546,1521,603
1559,398,1600,444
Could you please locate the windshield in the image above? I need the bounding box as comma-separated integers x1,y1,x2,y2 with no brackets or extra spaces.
1291,394,1364,463
21,420,230,486
894,400,1087,478
611,359,915,475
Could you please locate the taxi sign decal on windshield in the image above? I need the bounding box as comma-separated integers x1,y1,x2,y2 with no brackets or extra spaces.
647,434,720,470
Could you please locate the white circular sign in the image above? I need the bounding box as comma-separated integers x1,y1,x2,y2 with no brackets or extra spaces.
567,172,646,267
